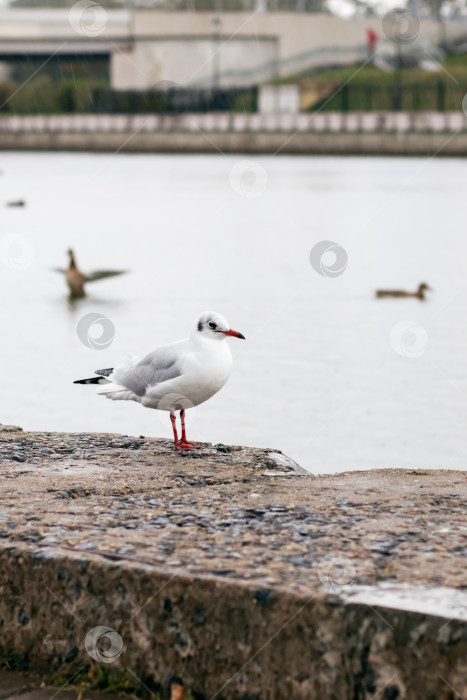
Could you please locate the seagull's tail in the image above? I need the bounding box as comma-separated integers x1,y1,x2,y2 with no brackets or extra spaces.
73,376,111,385
73,376,134,400
74,367,114,386
74,367,137,402
98,383,138,402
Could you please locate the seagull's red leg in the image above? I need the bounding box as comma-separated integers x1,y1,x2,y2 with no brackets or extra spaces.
170,410,180,448
178,409,198,450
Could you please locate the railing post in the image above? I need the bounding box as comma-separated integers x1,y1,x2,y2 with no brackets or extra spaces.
392,44,402,111
437,81,445,112
341,83,349,113
364,85,372,111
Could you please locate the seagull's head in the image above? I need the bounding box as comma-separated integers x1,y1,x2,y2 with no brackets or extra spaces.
194,311,245,341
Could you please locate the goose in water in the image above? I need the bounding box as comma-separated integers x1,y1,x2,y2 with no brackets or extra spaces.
54,249,127,299
376,283,431,300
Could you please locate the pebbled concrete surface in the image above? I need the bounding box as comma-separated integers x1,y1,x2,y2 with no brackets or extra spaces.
0,670,116,699
0,429,466,699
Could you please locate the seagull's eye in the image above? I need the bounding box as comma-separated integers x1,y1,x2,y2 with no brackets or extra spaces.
208,321,217,330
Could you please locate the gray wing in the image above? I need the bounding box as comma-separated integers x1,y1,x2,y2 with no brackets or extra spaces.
112,344,183,397
52,268,66,274
84,270,127,283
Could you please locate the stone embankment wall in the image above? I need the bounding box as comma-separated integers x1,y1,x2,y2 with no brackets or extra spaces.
1,112,466,155
0,428,466,699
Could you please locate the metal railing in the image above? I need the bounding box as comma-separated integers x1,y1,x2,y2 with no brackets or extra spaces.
314,81,467,112
1,82,465,115
90,86,257,112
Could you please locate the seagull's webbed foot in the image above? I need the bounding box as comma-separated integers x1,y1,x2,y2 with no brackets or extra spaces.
175,441,199,451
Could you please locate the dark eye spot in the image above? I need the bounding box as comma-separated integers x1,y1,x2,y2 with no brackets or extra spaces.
208,321,217,330
198,321,203,332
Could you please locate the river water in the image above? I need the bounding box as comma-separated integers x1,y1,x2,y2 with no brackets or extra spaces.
1,151,467,474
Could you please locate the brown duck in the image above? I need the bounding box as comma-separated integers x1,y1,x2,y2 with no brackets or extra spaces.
376,283,431,300
54,249,127,299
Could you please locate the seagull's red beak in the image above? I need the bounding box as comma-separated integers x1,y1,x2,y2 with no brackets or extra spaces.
222,329,245,340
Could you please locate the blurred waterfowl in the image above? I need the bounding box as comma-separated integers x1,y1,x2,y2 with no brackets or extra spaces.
376,283,431,300
54,249,127,299
6,199,25,207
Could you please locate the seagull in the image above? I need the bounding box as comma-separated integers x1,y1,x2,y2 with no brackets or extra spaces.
376,283,431,300
74,311,245,450
53,249,127,299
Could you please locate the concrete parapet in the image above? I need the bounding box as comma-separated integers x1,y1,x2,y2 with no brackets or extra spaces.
0,429,466,698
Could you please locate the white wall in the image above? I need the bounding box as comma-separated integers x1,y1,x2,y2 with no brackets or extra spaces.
112,37,277,90
1,10,467,90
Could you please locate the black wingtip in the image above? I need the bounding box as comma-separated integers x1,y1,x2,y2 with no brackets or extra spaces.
74,369,113,385
73,377,102,385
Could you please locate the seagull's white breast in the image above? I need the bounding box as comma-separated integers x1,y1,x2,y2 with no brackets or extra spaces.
143,338,233,410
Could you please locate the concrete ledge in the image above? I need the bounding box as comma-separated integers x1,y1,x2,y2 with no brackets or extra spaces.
1,111,466,154
0,430,466,699
0,110,467,156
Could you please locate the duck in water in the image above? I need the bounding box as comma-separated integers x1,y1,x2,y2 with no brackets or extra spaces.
376,283,431,300
54,249,127,299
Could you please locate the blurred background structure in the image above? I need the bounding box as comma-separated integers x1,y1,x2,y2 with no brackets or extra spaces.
1,0,467,118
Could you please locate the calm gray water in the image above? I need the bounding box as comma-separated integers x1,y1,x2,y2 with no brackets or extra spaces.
2,152,467,474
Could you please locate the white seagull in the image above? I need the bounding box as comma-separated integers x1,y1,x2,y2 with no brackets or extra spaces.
74,311,245,450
